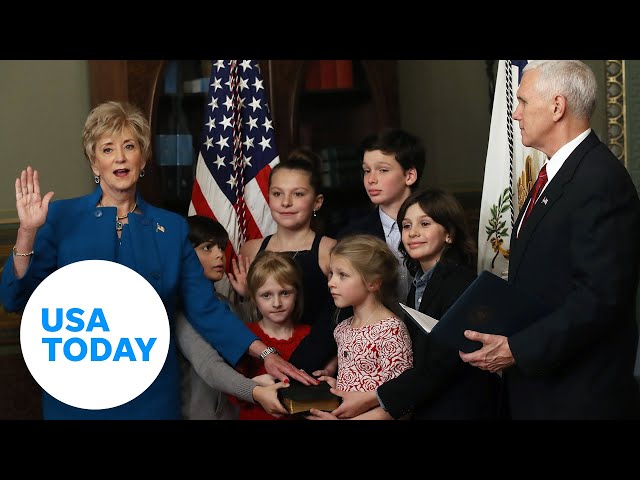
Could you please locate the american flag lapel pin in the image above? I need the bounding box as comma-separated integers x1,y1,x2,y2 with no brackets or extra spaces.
156,223,165,233
542,197,548,205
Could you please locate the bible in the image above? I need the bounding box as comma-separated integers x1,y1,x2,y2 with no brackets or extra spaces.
278,380,341,415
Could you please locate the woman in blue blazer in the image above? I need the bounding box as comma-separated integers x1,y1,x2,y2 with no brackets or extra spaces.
0,101,313,419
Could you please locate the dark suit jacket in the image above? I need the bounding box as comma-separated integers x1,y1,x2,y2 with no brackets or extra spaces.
336,206,384,240
506,130,640,419
377,260,500,419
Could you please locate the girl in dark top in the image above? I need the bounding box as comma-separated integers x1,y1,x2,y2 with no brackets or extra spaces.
229,148,337,373
379,187,500,419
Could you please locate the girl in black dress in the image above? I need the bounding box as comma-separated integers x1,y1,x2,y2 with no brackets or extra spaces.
229,149,338,373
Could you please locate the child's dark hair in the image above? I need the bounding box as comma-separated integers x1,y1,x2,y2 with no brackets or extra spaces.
186,215,229,249
269,147,323,195
397,188,476,276
361,128,426,188
246,251,304,323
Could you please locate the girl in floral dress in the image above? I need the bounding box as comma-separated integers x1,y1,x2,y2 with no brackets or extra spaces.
309,234,413,420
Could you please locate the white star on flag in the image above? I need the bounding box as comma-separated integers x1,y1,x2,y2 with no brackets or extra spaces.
189,60,279,290
259,136,271,150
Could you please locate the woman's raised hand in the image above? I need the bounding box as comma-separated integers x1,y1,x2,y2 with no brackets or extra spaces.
15,166,54,231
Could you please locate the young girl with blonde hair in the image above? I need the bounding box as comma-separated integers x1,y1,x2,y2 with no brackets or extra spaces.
231,250,311,420
322,188,500,420
308,234,413,420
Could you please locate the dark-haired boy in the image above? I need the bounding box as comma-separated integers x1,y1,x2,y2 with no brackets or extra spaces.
338,128,426,301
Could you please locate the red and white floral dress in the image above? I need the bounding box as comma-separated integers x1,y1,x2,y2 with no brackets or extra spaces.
334,316,413,392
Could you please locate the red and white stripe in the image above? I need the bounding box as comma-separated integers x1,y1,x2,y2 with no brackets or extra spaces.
188,152,279,263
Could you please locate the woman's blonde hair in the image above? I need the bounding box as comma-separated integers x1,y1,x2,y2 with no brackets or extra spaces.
82,101,151,165
246,251,304,323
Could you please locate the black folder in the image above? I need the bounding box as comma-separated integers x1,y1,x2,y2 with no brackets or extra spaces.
430,271,551,353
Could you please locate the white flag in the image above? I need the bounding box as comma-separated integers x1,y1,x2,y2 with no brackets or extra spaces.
477,60,547,277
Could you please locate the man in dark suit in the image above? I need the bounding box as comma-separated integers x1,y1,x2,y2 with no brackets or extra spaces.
460,60,640,419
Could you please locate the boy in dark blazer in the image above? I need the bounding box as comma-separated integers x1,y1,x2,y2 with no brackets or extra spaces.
338,128,426,302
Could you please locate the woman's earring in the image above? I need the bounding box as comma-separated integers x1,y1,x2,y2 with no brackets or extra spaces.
94,175,100,184
313,210,317,217
139,169,145,178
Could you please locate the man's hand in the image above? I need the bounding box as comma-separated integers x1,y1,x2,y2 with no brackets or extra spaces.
263,354,319,385
330,389,378,419
458,330,515,373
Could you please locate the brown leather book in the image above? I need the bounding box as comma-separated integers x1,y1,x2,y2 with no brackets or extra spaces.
278,380,341,415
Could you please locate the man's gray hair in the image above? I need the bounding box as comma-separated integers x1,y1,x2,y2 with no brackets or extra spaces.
524,60,597,120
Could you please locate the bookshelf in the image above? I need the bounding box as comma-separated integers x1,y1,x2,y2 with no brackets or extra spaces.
88,60,401,234
263,60,400,235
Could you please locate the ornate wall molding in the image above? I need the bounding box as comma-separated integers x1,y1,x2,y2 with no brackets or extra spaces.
606,60,627,167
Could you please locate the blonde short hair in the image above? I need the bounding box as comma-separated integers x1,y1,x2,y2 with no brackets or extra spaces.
246,251,304,323
82,101,151,164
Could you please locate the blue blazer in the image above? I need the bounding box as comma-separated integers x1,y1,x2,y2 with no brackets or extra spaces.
0,186,257,419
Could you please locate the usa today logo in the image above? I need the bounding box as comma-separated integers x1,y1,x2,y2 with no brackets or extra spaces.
20,260,170,410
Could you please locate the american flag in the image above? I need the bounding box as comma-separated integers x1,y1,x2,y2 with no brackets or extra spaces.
189,60,279,269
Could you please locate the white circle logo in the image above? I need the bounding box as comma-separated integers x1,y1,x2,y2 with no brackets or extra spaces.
20,260,170,410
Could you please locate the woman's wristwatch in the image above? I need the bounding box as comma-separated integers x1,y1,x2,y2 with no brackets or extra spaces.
259,346,279,360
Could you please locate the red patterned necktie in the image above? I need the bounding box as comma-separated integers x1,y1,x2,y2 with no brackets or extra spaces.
520,164,548,232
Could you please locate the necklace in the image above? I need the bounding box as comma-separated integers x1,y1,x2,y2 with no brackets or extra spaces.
292,230,312,259
343,303,385,359
354,303,384,328
99,201,137,231
276,230,312,259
